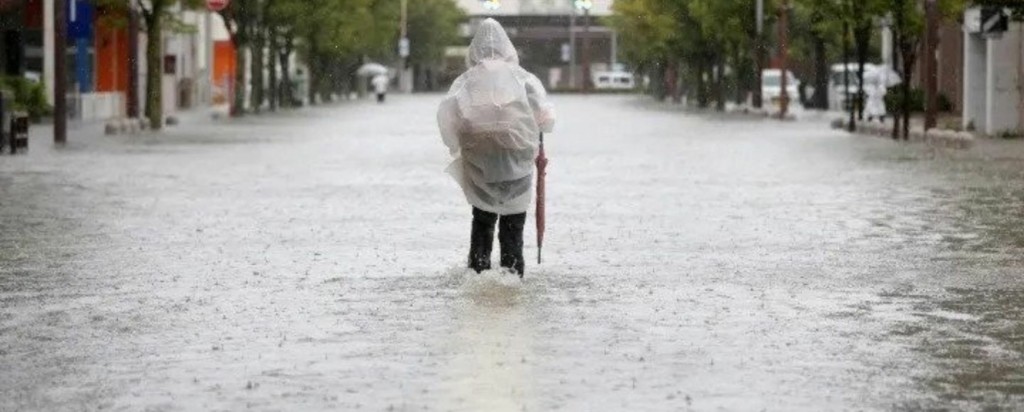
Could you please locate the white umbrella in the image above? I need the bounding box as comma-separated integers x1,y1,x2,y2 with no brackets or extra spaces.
356,63,390,77
865,66,902,87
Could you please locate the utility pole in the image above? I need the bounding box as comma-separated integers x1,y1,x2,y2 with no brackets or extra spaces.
54,0,67,144
399,0,410,93
754,0,764,109
128,0,140,118
579,0,592,93
582,7,590,92
778,0,790,118
844,15,854,132
569,6,576,89
205,8,214,107
923,0,938,130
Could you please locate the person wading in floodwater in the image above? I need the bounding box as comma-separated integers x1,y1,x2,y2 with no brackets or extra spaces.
372,74,390,103
437,18,556,278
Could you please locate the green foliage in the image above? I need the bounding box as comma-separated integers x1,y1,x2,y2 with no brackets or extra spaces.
407,0,465,66
884,86,918,114
0,77,52,119
607,0,678,67
882,87,959,114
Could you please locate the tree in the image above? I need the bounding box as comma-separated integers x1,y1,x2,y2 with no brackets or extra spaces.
94,0,202,129
608,0,679,100
406,0,464,91
884,0,964,139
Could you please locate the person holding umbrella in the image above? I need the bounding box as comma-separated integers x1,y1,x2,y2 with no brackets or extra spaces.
437,18,556,277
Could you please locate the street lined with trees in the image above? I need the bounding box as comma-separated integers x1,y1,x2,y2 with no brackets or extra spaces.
88,0,463,129
610,0,974,139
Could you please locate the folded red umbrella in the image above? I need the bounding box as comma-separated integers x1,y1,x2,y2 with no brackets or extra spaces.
535,133,547,265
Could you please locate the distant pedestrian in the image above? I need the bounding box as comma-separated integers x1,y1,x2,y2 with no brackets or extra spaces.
436,18,556,277
864,76,888,122
372,74,389,103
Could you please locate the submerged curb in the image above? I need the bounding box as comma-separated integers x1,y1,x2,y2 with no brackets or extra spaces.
831,118,974,149
727,106,797,121
104,118,149,136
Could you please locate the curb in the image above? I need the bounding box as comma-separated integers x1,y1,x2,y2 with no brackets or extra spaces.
831,118,974,149
732,107,797,121
104,118,149,135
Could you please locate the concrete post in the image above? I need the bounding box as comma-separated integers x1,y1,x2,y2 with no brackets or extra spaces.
43,0,55,105
923,0,938,130
54,0,66,144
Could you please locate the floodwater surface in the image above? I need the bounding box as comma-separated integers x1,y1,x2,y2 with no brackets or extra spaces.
2,95,1023,410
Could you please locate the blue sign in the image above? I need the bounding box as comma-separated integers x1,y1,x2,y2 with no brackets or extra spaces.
67,0,94,40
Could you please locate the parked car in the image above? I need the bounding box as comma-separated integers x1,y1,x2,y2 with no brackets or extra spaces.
828,63,878,111
761,69,799,108
592,71,635,90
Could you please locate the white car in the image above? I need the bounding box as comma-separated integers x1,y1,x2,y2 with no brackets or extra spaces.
592,71,635,90
761,69,799,107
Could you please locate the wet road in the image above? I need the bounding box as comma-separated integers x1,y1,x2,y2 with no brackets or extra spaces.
2,95,1024,411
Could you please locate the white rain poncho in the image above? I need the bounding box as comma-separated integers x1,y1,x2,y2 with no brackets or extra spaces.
437,18,556,215
863,79,887,120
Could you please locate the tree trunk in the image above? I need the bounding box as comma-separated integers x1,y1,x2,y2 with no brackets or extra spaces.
307,53,318,106
854,20,871,121
696,60,708,109
267,28,278,111
752,35,764,109
144,13,163,130
250,28,264,113
232,43,247,116
809,25,829,109
650,62,665,101
733,46,745,105
666,61,679,103
279,35,292,107
901,42,916,140
714,51,725,112
843,19,855,132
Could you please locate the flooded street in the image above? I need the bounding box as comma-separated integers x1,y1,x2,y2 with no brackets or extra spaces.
2,95,1024,410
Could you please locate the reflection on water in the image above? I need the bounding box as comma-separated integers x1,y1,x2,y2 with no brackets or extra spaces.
898,288,1024,404
443,269,537,411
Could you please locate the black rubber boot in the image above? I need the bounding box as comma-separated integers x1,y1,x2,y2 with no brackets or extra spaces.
498,212,527,277
469,207,497,273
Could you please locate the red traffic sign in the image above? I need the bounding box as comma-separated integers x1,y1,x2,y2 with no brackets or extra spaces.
207,0,230,11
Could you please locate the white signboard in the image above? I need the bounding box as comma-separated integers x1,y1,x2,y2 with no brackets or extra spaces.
399,38,410,58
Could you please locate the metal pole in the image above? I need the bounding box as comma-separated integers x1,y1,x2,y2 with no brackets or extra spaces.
584,7,592,90
778,0,789,118
923,0,938,130
844,17,854,131
400,0,409,93
205,9,214,106
127,0,139,118
54,0,67,144
569,6,576,89
754,0,763,108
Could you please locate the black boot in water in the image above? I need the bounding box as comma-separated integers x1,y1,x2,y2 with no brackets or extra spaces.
469,207,497,273
499,212,527,277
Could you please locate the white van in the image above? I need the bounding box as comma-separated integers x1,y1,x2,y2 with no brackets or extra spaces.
592,71,635,90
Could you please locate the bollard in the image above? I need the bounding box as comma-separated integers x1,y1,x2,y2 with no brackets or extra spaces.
0,90,6,153
10,112,28,154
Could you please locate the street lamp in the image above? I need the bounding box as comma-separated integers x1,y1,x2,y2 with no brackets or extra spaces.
574,0,592,92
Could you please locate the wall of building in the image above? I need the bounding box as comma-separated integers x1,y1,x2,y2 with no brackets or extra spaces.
95,10,129,93
985,23,1022,135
